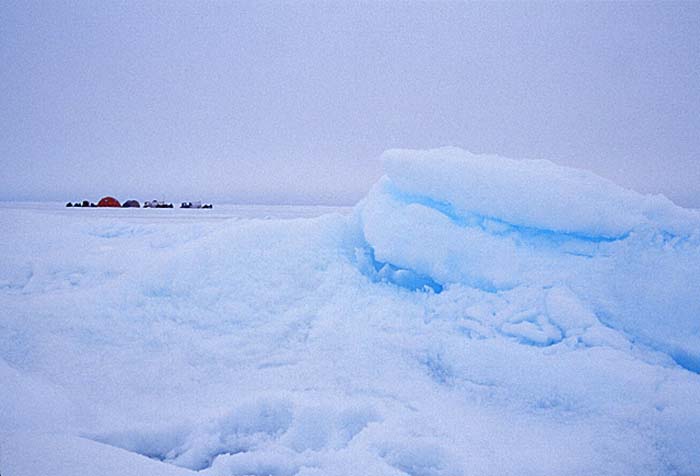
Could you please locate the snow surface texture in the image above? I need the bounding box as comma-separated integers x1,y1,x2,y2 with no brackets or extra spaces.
1,148,700,476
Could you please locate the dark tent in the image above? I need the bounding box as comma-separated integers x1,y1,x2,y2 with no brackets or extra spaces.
122,200,140,208
97,196,121,207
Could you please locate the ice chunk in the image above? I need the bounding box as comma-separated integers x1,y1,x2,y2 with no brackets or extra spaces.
381,147,698,238
357,147,700,371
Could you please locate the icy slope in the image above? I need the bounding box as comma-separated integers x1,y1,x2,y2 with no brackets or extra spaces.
1,150,700,476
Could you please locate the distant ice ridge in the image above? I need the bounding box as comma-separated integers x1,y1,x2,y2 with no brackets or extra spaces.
357,147,700,371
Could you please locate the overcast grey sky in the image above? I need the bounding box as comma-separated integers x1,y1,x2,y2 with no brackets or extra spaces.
1,1,699,206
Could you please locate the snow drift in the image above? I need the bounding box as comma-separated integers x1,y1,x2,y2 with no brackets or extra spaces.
1,149,700,476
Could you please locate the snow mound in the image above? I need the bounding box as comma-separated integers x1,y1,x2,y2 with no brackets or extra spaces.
358,147,700,370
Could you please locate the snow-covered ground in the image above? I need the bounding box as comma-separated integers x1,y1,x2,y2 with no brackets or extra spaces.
2,148,700,476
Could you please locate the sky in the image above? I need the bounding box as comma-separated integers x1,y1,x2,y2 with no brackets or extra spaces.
1,1,699,207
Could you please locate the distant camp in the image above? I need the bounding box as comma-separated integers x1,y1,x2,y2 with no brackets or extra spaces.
67,197,212,209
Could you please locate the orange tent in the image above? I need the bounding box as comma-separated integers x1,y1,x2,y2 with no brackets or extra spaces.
97,196,121,207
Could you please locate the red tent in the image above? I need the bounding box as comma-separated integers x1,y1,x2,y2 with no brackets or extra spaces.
97,196,121,207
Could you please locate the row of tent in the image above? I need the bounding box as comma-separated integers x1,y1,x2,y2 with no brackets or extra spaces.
66,197,213,209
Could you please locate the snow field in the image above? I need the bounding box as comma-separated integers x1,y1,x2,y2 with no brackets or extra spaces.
1,149,700,475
